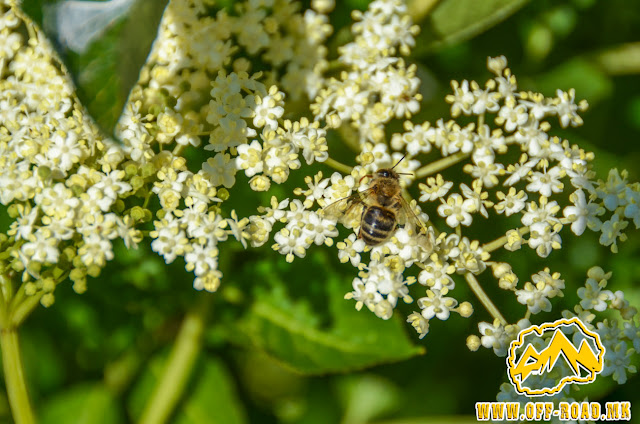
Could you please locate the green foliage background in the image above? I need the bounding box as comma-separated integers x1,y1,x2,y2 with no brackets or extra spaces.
2,0,639,422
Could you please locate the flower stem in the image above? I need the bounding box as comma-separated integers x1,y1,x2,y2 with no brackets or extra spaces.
323,157,353,174
415,151,469,179
11,292,44,327
1,327,36,424
138,300,209,424
464,273,507,325
482,226,530,253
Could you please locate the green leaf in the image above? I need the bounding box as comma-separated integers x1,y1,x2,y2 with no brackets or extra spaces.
174,358,247,424
232,252,424,374
40,0,168,136
128,353,247,424
413,0,531,54
40,383,124,424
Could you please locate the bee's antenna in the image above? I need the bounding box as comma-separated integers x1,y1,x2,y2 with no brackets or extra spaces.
391,154,407,170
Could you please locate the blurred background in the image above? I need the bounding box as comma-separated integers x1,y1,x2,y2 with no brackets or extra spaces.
2,0,640,422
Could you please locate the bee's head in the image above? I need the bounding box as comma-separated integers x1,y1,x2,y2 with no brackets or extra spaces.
376,168,398,179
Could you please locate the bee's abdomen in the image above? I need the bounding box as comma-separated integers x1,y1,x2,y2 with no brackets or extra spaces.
360,206,396,246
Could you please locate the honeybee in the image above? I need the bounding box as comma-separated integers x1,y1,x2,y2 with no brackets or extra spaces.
323,157,426,246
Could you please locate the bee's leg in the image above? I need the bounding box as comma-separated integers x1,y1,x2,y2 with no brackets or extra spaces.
357,208,366,239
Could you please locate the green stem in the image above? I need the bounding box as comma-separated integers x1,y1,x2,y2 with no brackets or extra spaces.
11,292,44,328
323,157,353,174
1,327,36,424
414,151,469,179
482,226,530,253
464,273,506,325
138,302,209,424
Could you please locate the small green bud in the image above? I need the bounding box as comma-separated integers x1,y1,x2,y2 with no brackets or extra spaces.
130,206,147,222
87,264,101,278
141,163,156,178
114,199,125,213
37,165,52,179
70,184,84,197
217,188,230,201
70,267,86,283
131,176,145,190
7,204,19,218
125,163,139,176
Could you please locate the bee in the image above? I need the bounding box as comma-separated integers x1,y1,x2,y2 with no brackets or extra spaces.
323,157,426,246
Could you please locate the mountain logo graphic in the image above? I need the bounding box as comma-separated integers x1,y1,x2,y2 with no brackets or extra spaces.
506,318,606,396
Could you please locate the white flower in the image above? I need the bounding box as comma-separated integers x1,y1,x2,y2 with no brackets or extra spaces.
47,130,85,174
494,188,527,216
478,319,509,356
528,222,562,258
577,278,613,312
10,204,38,241
78,233,113,267
437,193,475,227
418,261,455,291
515,282,551,314
259,196,290,224
497,98,528,132
599,214,628,253
419,174,453,202
336,233,366,267
203,152,237,188
447,80,475,116
150,215,189,264
521,197,561,227
417,288,458,320
273,227,310,262
302,211,339,246
236,140,264,177
390,121,433,156
554,88,586,128
35,183,80,218
345,277,383,312
93,170,132,200
563,189,589,235
185,243,219,277
406,312,430,339
20,231,60,264
600,341,636,384
526,166,565,197
252,87,285,130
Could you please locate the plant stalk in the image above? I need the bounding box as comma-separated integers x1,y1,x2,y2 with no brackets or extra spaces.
464,273,506,325
1,327,36,424
415,151,469,179
138,303,208,424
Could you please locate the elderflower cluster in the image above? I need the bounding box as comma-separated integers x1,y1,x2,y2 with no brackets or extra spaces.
493,267,638,411
114,0,336,291
311,0,421,146
246,0,639,347
0,3,140,305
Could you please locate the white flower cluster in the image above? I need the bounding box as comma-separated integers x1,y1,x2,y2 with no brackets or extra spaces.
112,0,339,290
312,0,421,146
0,4,140,304
494,267,638,408
251,0,638,342
577,169,640,253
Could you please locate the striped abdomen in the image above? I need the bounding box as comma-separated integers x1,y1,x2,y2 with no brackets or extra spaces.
359,206,397,246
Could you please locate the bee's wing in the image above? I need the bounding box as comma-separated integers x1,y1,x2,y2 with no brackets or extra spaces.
321,188,374,225
397,196,427,235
